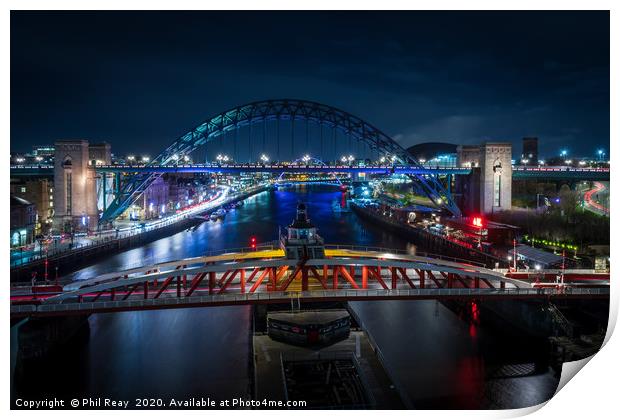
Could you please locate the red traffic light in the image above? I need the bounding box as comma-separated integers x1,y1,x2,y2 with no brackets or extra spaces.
250,236,257,249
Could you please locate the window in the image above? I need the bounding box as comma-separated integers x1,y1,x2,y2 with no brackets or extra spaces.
66,173,72,215
494,173,501,207
20,187,26,193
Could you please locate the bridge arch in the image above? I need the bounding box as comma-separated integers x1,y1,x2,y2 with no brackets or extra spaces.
275,156,344,186
102,99,461,222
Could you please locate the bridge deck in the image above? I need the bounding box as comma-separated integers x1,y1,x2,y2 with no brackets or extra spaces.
11,246,608,318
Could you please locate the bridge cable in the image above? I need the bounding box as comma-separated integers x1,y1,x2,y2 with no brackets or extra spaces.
234,124,238,161
262,118,266,156
320,122,323,159
291,117,295,158
248,122,252,163
332,126,336,163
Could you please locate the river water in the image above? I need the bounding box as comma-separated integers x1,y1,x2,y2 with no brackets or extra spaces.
11,185,559,409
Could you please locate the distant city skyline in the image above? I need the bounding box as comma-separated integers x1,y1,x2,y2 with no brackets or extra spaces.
11,11,610,157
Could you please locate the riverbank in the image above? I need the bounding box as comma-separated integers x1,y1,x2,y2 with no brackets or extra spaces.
350,202,500,267
10,186,270,283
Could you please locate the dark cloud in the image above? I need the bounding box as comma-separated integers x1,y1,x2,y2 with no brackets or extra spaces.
10,11,609,158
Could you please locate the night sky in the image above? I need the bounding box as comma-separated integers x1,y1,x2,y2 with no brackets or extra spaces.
11,11,609,158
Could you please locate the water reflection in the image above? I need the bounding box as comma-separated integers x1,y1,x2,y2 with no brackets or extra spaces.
12,185,558,408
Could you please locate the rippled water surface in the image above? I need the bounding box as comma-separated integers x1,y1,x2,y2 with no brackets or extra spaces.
11,186,559,408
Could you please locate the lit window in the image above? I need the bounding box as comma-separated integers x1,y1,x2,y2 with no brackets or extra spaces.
20,187,26,193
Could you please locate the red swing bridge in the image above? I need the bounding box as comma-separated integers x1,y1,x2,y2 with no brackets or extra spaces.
10,203,609,319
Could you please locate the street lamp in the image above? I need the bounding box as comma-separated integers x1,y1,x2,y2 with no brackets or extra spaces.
598,149,605,161
302,154,311,163
183,155,190,163
538,160,545,165
560,150,568,158
142,156,150,163
260,154,269,163
127,155,135,163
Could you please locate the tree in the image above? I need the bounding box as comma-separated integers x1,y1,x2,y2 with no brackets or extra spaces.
558,184,579,220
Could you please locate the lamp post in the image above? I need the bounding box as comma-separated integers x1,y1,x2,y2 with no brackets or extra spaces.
513,238,517,271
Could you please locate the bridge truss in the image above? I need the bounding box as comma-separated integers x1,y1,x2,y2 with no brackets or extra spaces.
100,99,462,222
11,247,607,318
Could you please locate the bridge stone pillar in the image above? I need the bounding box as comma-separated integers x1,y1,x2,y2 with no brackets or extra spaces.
480,142,512,214
456,142,512,215
53,140,99,233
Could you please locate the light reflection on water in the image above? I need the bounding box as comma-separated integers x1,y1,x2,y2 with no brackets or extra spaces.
11,185,558,408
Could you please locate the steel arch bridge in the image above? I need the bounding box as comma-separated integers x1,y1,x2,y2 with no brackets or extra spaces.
100,99,461,222
276,156,344,186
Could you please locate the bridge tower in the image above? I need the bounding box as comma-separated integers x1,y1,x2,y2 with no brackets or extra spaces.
53,140,99,232
281,203,325,260
456,142,512,215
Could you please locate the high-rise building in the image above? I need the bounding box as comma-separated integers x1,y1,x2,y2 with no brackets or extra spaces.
522,137,538,164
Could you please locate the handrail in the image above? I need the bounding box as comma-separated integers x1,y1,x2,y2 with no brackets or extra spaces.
324,244,486,267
